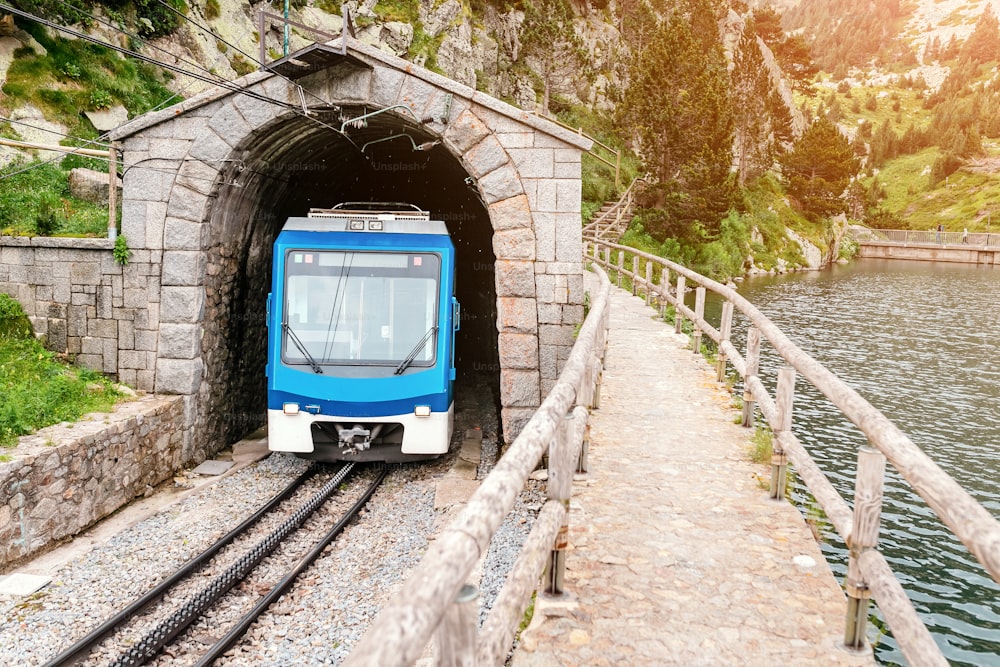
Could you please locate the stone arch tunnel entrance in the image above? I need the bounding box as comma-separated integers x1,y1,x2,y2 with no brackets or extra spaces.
108,39,590,463
208,107,498,449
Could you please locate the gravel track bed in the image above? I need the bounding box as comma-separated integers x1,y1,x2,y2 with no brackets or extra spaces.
1,380,541,666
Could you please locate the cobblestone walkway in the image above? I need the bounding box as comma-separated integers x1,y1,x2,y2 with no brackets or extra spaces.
511,279,874,666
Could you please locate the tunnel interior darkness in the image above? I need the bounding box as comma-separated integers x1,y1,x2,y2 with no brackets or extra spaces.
201,106,500,446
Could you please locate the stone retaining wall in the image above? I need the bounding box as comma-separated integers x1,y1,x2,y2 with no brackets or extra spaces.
0,395,185,569
0,236,160,391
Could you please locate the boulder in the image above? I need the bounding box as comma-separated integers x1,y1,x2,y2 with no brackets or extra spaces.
69,168,122,205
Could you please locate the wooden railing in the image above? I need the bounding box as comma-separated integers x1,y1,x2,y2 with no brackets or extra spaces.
581,176,644,243
344,267,611,666
586,239,1000,666
850,226,1000,247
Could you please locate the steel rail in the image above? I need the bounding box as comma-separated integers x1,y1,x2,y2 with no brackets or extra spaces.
193,465,389,667
109,462,358,667
42,464,320,667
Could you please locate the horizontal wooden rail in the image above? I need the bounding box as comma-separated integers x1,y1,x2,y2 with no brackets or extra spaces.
345,267,611,665
587,238,1000,665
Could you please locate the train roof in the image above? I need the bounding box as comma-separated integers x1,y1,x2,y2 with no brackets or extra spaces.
279,217,449,235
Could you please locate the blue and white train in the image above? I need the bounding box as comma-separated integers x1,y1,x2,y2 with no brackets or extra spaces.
266,204,459,462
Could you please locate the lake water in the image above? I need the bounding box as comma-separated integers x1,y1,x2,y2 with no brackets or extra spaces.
730,258,1000,665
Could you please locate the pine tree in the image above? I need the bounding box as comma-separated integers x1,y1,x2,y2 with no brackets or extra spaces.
961,9,1000,64
621,0,735,239
778,116,859,220
731,31,774,184
519,0,584,114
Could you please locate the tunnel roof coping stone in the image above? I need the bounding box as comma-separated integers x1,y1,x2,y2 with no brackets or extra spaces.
109,39,592,152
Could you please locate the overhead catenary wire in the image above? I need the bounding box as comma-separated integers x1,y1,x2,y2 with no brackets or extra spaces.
148,0,332,108
0,3,368,180
0,2,303,112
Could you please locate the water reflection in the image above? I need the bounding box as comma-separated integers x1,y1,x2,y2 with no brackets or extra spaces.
730,259,1000,665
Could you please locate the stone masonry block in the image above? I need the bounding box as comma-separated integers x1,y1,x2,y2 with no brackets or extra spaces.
501,406,535,445
498,332,538,369
70,262,101,286
507,148,554,179
532,211,557,262
528,179,558,213
160,286,205,323
327,67,373,104
208,103,253,146
539,323,576,347
555,213,583,262
175,160,220,197
166,186,209,223
159,323,201,360
556,179,582,213
163,219,205,251
496,132,534,149
464,134,508,179
495,260,535,298
500,369,540,407
148,138,191,161
123,168,173,203
155,357,203,395
497,297,537,333
492,228,535,261
162,251,206,287
87,319,117,339
368,65,406,108
444,108,491,155
562,304,585,325
535,274,556,303
188,128,232,162
487,195,532,231
536,302,562,325
478,164,522,204
232,92,282,129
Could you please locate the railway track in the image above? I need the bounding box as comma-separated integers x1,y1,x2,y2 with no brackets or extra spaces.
42,462,386,667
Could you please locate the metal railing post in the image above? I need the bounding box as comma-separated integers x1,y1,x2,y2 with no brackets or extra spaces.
742,327,760,427
844,445,885,650
771,367,795,500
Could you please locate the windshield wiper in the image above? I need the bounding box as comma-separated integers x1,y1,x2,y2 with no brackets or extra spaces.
282,323,323,374
394,326,437,375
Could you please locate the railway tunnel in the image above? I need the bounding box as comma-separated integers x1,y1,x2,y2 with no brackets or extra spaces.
206,107,498,448
109,40,590,462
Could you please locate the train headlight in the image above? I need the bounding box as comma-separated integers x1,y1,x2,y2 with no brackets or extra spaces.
349,220,365,231
414,405,431,418
283,403,300,415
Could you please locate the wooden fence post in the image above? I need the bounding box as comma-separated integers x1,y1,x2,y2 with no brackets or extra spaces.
631,255,639,295
616,250,624,288
644,261,653,305
742,327,760,427
844,445,885,650
674,275,686,335
716,302,733,382
771,367,795,500
659,268,669,318
692,287,705,354
107,143,118,240
545,412,575,595
436,583,479,667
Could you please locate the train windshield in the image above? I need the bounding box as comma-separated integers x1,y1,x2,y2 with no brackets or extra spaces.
282,250,440,368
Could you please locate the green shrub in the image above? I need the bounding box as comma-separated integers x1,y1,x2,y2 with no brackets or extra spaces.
0,294,33,340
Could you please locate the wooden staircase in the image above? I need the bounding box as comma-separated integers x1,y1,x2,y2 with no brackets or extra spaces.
581,177,643,243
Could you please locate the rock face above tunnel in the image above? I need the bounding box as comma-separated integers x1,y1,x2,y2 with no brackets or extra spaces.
107,38,590,458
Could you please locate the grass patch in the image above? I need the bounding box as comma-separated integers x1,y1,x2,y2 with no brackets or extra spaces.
0,159,109,236
749,426,772,465
0,294,122,447
5,21,175,131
